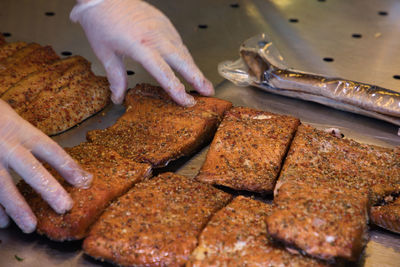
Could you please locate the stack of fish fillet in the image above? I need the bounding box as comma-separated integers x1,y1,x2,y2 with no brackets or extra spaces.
0,40,110,135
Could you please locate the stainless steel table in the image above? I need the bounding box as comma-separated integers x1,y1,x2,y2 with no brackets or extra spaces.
0,0,400,266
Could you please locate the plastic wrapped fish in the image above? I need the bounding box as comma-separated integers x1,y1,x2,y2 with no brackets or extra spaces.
218,33,400,127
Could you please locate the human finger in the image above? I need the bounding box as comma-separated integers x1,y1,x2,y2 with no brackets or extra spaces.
132,47,196,106
7,145,73,214
162,43,214,96
91,43,127,104
29,133,92,189
0,204,10,228
0,166,37,233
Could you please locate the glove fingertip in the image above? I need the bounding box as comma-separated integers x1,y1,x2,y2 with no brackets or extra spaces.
74,170,93,189
21,216,37,234
180,94,196,107
59,160,93,189
0,214,10,228
111,93,124,105
202,79,215,96
194,77,214,96
52,192,74,214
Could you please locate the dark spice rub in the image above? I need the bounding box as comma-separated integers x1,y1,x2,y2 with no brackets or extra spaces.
83,172,233,267
87,83,232,167
18,142,151,241
0,43,59,95
19,65,110,135
188,196,328,267
196,107,299,193
267,124,400,262
2,56,90,113
0,41,28,61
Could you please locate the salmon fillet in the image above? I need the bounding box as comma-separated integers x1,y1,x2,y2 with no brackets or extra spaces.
18,142,151,241
0,44,59,95
266,124,400,262
2,56,90,112
83,172,233,266
0,43,41,66
188,196,328,267
87,83,232,167
0,41,28,61
370,197,400,234
196,107,299,193
19,68,110,135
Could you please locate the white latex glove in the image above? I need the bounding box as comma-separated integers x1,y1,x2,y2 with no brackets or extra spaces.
70,0,214,106
0,100,92,233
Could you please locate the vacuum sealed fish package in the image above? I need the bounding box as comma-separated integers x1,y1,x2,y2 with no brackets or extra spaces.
218,33,400,128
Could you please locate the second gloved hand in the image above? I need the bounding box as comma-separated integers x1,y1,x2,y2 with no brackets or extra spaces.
70,0,214,106
0,100,92,233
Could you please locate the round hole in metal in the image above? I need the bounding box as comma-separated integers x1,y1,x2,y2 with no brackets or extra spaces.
61,51,72,56
323,57,334,62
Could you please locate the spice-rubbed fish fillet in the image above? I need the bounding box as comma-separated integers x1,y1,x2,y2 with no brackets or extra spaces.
0,44,59,95
87,83,232,167
83,172,233,267
0,41,28,61
196,107,299,193
2,56,90,112
0,43,40,66
19,68,110,135
270,182,369,262
18,142,151,241
370,197,400,234
188,196,328,267
267,124,400,262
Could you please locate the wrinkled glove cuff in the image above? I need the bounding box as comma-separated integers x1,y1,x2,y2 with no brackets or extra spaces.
70,0,104,22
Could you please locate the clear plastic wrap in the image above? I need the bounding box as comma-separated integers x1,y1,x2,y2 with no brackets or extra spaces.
218,33,400,127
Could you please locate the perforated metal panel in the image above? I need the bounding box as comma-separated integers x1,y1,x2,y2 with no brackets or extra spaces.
0,0,399,266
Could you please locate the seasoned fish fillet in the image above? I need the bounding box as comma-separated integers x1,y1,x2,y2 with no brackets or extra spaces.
0,43,41,67
83,172,233,266
0,41,27,61
267,125,400,262
370,197,400,234
19,69,110,135
196,107,299,193
2,56,90,112
87,83,232,167
18,143,151,241
188,196,328,267
0,44,59,95
269,183,369,262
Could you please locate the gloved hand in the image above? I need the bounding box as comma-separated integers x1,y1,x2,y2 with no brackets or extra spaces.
0,100,92,233
70,0,214,106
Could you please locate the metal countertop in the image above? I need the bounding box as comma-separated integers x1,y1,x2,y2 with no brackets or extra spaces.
0,0,400,266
